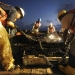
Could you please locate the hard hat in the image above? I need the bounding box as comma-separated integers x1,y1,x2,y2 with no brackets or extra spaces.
58,10,66,20
38,18,41,22
49,23,53,27
15,6,25,18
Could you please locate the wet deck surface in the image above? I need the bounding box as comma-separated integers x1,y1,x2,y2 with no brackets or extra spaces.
0,65,66,75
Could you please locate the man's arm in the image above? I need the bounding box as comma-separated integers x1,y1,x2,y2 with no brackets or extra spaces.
6,9,17,28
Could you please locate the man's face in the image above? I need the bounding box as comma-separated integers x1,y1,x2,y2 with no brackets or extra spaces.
14,13,21,22
16,12,21,19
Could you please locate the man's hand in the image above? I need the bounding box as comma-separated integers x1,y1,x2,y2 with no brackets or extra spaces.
7,21,16,28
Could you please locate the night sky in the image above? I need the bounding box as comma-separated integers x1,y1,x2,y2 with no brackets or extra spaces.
0,0,75,31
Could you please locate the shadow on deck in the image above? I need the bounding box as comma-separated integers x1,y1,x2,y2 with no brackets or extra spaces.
0,64,66,75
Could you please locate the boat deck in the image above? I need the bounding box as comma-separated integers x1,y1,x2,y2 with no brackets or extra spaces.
0,65,66,75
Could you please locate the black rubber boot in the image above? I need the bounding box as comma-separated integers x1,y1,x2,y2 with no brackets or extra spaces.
68,53,75,68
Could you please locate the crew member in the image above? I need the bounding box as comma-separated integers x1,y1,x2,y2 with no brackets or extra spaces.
0,2,25,71
57,9,75,75
32,18,41,34
47,23,56,34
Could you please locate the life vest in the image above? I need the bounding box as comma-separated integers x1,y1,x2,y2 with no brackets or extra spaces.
0,7,7,26
34,22,41,29
69,25,75,33
0,14,7,26
49,27,55,33
67,9,75,13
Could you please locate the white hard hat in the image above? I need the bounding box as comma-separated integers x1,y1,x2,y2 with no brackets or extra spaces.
15,6,25,18
19,7,25,18
49,23,53,27
38,18,41,22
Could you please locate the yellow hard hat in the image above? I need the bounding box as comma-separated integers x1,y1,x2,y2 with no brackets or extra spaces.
58,10,67,20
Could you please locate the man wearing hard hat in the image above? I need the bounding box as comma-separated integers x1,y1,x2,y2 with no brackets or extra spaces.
47,23,56,34
0,2,25,71
57,9,75,75
32,18,41,35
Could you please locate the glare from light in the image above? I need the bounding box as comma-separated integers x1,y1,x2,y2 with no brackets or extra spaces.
58,37,62,41
48,34,54,39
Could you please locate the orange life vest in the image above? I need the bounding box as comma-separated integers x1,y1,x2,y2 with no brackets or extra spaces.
0,15,7,26
0,7,7,26
34,22,41,29
49,27,55,33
